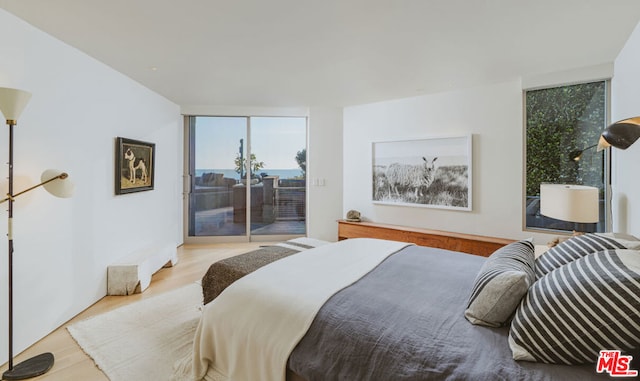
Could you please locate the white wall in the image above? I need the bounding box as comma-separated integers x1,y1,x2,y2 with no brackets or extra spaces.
612,21,640,237
343,80,557,243
308,107,343,241
0,9,182,364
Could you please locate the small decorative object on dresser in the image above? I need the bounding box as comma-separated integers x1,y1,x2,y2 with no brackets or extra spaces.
345,209,361,222
115,137,155,195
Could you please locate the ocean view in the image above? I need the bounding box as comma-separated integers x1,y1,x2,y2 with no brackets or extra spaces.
195,168,303,180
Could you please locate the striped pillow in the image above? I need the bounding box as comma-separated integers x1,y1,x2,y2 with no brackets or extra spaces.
464,240,535,327
509,249,640,364
535,233,640,279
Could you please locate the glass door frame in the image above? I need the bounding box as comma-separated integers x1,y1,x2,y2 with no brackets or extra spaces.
182,115,308,244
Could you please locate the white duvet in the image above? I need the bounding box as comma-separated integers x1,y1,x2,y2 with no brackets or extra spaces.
192,238,411,381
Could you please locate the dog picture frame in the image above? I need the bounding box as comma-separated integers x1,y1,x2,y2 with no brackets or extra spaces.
115,137,155,195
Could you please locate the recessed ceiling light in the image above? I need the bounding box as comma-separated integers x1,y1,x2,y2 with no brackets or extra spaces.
150,66,158,71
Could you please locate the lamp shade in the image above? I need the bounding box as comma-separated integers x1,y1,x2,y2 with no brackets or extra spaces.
597,117,640,151
540,184,599,223
41,169,75,198
0,87,32,122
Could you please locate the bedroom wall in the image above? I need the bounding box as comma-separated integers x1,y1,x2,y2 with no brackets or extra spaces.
344,80,526,241
343,80,562,244
611,20,640,237
0,9,182,365
307,107,343,241
342,39,640,244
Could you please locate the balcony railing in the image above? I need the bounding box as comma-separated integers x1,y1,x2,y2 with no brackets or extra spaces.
275,187,305,221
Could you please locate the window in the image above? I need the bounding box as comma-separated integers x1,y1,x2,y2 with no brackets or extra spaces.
185,116,307,242
524,80,609,233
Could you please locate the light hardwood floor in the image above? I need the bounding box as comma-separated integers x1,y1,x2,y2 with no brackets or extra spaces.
0,242,264,381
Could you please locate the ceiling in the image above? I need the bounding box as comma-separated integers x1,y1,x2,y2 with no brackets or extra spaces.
1,0,640,108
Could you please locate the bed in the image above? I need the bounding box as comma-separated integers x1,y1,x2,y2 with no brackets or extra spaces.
192,235,640,381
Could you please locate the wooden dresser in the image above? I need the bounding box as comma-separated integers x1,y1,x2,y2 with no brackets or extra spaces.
337,220,514,257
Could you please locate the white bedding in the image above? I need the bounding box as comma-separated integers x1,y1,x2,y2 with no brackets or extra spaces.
192,238,411,381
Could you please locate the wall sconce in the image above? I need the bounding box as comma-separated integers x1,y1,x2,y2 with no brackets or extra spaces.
568,144,597,162
0,87,75,380
597,117,640,151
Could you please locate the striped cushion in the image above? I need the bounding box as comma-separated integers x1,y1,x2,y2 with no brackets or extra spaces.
464,240,535,327
535,233,640,279
509,249,640,364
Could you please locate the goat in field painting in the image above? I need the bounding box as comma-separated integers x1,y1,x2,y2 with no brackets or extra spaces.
385,157,438,197
372,137,471,210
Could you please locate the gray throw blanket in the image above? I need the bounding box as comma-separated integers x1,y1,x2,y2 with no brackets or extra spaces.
201,242,313,304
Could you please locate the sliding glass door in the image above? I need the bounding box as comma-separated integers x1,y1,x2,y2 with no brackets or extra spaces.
249,117,307,236
185,116,307,242
187,116,247,237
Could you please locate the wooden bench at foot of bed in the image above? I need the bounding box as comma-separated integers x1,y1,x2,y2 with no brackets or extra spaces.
337,220,514,257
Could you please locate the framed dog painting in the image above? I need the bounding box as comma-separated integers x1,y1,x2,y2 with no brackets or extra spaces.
115,137,155,195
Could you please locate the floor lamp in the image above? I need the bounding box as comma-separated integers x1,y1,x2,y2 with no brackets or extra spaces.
0,87,75,380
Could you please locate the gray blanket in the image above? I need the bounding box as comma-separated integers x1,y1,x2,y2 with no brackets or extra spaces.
201,242,312,304
288,245,611,381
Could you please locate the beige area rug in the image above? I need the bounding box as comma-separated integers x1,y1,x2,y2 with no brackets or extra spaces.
67,283,201,381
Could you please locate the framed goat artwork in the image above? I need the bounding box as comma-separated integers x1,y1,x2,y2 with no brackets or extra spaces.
372,135,472,211
115,137,155,195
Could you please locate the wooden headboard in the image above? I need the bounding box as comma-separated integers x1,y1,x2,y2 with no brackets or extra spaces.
337,220,515,257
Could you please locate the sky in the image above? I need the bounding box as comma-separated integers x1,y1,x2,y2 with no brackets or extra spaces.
194,116,307,170
373,136,471,167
